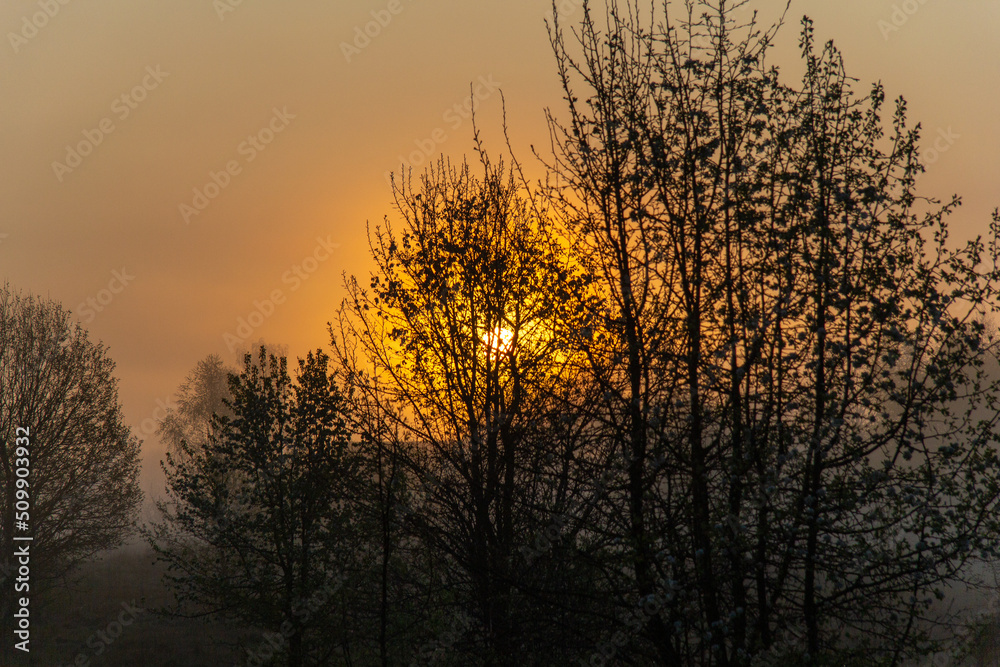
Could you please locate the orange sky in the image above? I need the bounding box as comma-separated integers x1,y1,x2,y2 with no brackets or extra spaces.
2,0,998,503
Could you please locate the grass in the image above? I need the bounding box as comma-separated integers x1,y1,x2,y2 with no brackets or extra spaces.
25,546,1000,666
33,545,254,667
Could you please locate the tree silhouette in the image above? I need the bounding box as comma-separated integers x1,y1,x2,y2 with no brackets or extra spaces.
543,0,1000,663
148,348,367,667
333,154,606,663
0,284,141,663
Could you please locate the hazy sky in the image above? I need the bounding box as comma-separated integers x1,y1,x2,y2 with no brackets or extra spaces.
2,0,999,503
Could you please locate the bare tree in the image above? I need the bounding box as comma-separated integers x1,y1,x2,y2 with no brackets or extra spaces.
0,284,141,663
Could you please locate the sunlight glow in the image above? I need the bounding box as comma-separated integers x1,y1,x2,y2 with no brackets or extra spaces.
483,325,515,355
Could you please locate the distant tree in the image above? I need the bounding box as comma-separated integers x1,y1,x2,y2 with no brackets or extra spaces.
544,0,1000,664
147,348,367,667
156,354,234,459
0,284,141,663
232,338,290,366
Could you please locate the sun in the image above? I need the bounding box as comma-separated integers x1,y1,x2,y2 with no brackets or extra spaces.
483,325,514,355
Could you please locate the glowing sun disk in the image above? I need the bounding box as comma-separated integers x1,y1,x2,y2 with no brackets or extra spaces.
483,325,514,354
